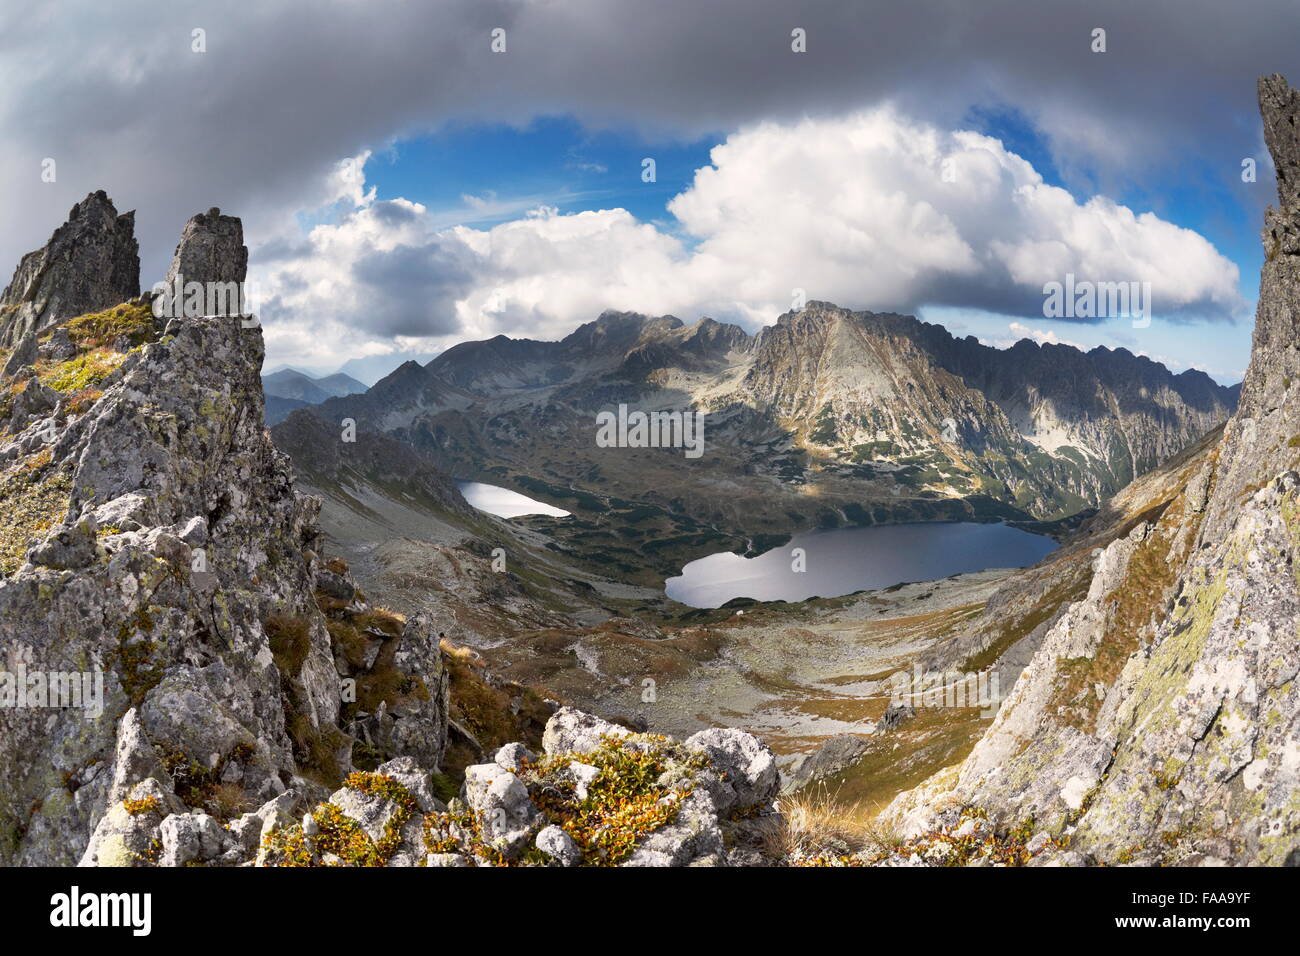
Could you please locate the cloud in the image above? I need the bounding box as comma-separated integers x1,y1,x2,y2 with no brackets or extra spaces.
257,197,691,365
255,108,1244,367
1,0,1295,291
665,112,1242,322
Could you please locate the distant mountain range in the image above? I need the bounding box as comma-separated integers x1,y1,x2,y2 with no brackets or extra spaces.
262,367,367,424
281,303,1237,551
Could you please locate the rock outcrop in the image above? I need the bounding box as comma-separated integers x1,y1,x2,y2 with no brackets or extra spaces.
0,200,785,868
255,707,781,867
0,203,449,866
0,190,140,347
162,207,248,297
876,74,1300,867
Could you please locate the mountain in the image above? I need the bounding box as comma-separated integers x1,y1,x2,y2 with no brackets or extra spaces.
264,368,368,402
285,296,1235,581
337,350,440,387
315,372,369,396
264,394,314,426
1,71,1293,868
262,368,368,424
0,193,778,868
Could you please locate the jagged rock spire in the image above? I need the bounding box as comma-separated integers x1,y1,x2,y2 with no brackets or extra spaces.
0,190,139,346
163,206,248,288
1234,74,1300,423
1260,74,1300,213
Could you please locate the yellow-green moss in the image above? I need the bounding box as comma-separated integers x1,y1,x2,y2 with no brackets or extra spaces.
61,301,156,350
38,348,126,393
0,457,72,574
856,803,1044,867
261,772,418,867
108,606,164,705
522,734,705,866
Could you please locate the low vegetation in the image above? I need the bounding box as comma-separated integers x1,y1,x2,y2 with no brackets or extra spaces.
60,300,156,350
0,455,72,574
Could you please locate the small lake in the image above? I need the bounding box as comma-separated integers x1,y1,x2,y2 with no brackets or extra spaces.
665,521,1056,608
457,481,571,518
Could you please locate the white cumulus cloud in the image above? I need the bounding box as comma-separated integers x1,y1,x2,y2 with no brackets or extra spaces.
253,108,1245,370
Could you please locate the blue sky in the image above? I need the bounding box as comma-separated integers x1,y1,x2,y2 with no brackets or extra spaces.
362,116,720,235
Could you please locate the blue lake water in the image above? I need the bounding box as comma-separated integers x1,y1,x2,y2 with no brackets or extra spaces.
665,521,1057,608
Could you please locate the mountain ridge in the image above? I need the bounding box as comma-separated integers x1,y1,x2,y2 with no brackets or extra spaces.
282,300,1235,569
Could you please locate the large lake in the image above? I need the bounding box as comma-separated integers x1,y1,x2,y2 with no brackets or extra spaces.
457,481,571,518
665,522,1057,608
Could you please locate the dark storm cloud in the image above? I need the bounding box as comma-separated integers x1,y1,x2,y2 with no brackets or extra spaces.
1,0,1294,320
348,242,473,338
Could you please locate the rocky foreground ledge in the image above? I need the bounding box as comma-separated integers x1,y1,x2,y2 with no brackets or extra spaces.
82,707,781,867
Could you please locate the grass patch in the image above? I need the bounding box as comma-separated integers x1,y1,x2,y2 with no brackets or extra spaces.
1050,506,1187,733
264,613,312,677
441,638,551,777
769,784,884,865
801,707,993,825
38,348,126,393
65,387,103,417
156,742,255,819
0,458,72,574
960,569,1090,673
61,301,156,350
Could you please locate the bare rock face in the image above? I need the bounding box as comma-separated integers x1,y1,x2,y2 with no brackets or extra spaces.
162,207,248,293
0,190,139,346
0,298,328,864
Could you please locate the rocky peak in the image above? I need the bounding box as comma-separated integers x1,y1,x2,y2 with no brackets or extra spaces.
1260,74,1300,212
0,196,787,870
163,206,249,289
1235,75,1300,424
562,310,684,355
1197,75,1300,516
0,190,139,347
